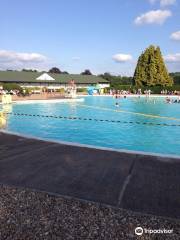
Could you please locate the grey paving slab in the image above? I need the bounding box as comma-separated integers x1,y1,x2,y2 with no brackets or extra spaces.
0,132,180,219
0,132,134,206
0,133,53,159
120,155,180,219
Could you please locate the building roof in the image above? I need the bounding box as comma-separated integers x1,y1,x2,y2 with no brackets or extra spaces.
0,71,109,84
36,73,55,81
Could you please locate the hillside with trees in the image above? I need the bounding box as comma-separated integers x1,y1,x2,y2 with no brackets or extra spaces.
133,45,173,87
170,72,180,85
100,73,133,88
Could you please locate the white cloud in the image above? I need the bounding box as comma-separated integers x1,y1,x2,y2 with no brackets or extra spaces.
112,54,133,63
134,10,172,25
164,53,180,72
0,50,47,63
149,0,176,6
0,50,50,70
164,53,180,62
170,31,180,41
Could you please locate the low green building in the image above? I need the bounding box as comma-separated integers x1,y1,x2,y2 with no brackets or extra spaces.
0,71,110,91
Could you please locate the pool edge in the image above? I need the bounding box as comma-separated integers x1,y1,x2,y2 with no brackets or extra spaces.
1,129,180,161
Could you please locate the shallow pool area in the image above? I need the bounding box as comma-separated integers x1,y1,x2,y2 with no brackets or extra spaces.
1,96,180,156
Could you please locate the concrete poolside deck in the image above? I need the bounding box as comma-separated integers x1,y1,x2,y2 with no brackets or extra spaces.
0,132,180,220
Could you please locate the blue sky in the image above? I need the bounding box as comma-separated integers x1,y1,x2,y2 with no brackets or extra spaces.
0,0,179,75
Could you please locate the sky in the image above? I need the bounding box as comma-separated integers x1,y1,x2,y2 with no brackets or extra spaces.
0,0,179,76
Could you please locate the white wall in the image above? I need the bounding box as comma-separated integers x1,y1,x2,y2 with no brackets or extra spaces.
98,83,110,88
19,83,110,90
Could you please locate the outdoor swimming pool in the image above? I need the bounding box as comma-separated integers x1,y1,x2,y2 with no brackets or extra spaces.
1,96,180,156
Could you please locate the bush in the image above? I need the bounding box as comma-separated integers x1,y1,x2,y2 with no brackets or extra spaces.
56,88,65,94
77,88,87,93
100,73,133,85
109,85,133,91
23,89,30,96
103,88,110,94
22,87,41,94
2,83,23,93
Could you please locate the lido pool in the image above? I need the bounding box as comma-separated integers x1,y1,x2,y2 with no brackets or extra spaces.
1,96,180,157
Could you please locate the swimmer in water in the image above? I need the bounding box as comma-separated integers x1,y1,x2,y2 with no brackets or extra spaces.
166,97,171,104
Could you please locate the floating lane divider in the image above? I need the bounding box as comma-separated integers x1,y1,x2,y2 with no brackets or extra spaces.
76,104,180,122
5,112,180,127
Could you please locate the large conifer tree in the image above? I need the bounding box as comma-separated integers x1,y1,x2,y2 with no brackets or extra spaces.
133,45,173,87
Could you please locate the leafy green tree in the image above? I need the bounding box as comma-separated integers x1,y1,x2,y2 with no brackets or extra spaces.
81,69,92,75
170,72,180,85
2,83,22,92
99,73,133,88
133,45,173,87
22,69,37,72
49,67,61,74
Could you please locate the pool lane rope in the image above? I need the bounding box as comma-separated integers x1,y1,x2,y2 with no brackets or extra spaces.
76,104,180,122
5,112,180,127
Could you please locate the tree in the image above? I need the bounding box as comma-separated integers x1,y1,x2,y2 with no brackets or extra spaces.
170,72,180,85
133,45,173,87
49,67,61,74
81,69,92,75
61,71,69,74
22,69,37,72
2,83,23,92
99,73,133,88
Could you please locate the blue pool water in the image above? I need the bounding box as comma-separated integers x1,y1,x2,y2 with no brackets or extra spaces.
1,96,180,156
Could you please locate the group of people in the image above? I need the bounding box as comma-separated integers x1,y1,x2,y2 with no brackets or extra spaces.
111,89,180,106
110,88,153,96
109,88,180,96
112,91,128,107
0,89,20,95
161,90,180,95
110,89,131,96
166,97,180,104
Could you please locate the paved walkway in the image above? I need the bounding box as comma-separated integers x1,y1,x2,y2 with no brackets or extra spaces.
0,132,180,219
